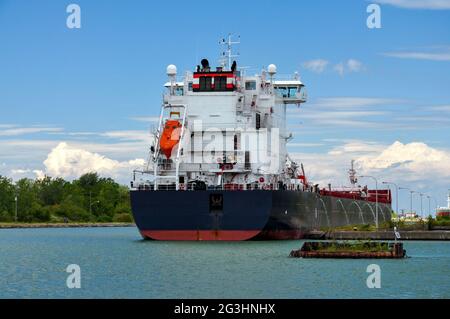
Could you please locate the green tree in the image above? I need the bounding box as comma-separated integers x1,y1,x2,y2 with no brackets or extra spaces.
15,178,40,222
0,176,15,222
0,172,133,223
36,176,67,206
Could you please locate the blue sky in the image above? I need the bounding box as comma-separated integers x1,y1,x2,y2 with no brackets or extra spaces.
1,0,450,213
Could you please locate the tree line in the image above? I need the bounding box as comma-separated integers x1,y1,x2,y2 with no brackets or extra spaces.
0,173,133,223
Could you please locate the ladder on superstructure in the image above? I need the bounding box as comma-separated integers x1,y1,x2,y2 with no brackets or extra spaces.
152,103,188,191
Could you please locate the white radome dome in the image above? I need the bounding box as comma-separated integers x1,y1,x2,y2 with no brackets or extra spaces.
167,64,177,76
267,64,277,76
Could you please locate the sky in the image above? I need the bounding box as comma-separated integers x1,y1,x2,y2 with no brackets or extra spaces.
0,0,450,214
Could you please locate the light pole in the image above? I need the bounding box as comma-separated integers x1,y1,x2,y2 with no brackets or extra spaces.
89,193,100,215
399,187,415,215
426,195,431,216
14,195,18,222
419,193,424,219
382,181,398,216
360,175,378,230
431,196,438,214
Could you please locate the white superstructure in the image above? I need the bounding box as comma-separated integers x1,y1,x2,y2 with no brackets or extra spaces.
133,36,307,191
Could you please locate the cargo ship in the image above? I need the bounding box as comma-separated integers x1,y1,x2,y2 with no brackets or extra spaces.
436,191,450,218
130,35,392,240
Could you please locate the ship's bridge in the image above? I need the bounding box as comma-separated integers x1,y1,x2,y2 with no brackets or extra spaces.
192,69,238,92
273,80,307,104
164,82,184,96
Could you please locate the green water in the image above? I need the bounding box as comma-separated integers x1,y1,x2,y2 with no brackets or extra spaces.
0,227,449,298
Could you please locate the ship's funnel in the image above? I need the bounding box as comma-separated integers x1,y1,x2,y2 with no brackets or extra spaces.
201,59,210,71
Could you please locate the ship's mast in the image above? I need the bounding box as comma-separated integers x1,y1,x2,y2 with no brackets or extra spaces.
348,160,358,186
219,34,240,70
447,190,450,208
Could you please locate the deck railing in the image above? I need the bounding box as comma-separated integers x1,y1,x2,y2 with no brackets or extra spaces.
130,182,308,192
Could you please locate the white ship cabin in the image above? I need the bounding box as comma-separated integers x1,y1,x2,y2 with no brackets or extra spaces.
133,57,308,191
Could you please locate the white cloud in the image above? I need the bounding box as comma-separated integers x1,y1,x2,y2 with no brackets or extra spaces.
430,105,450,112
347,59,363,72
292,110,387,119
101,130,152,142
306,97,404,108
334,62,345,76
42,142,145,180
301,59,364,75
129,116,160,123
357,141,450,179
287,142,325,148
287,97,401,128
11,169,31,174
33,170,45,180
383,51,450,61
333,59,365,75
374,0,450,9
0,127,63,137
301,59,329,73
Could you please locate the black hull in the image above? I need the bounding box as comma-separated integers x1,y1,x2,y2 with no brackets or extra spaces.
130,190,391,241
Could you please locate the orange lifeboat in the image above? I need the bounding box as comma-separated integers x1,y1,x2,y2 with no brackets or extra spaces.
160,120,182,159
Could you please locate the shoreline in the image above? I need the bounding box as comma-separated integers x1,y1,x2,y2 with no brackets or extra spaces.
0,223,135,229
1,225,449,240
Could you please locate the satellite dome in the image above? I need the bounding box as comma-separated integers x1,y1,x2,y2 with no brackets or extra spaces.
267,64,277,76
166,64,177,76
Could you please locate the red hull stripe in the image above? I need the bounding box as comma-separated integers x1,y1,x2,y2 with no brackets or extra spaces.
257,229,304,240
140,230,261,241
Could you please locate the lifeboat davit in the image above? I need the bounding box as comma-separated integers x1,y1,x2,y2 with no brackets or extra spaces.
160,120,182,159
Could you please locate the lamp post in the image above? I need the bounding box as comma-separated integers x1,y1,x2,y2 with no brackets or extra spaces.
14,195,18,222
399,187,414,215
431,196,438,214
419,193,424,219
382,181,398,216
426,195,431,216
89,194,100,215
360,175,378,230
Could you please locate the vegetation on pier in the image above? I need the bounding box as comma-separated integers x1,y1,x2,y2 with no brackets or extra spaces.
290,241,406,258
0,173,132,223
309,241,390,253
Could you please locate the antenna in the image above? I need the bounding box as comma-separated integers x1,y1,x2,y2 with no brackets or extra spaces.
219,33,240,70
349,160,358,186
447,189,450,208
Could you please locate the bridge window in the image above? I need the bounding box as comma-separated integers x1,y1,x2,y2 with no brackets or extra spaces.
245,81,256,90
275,87,288,97
288,86,298,97
200,77,212,91
214,76,227,91
174,86,184,96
